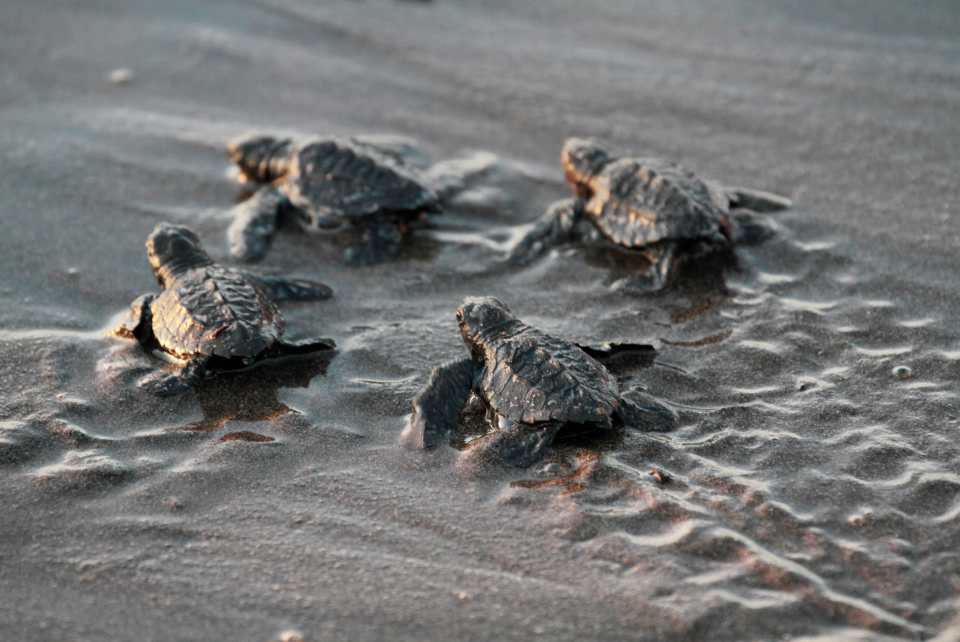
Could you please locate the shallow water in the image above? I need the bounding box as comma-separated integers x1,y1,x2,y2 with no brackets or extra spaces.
2,1,960,640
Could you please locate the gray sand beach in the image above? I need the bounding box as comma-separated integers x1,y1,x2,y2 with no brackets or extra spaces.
2,1,960,640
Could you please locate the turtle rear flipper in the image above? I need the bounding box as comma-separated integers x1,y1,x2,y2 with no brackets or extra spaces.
496,422,562,467
508,198,584,265
247,275,333,302
409,358,478,449
345,220,404,267
228,186,285,261
725,186,792,213
576,342,656,361
272,337,336,356
726,210,779,246
611,243,679,293
616,389,678,432
138,356,210,397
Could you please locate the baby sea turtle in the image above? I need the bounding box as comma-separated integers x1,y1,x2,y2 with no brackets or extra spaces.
509,138,792,289
114,223,335,396
408,296,678,467
227,134,441,266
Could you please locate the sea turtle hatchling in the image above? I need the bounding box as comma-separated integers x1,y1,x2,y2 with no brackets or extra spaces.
227,134,442,266
407,296,678,467
508,138,793,290
114,223,335,396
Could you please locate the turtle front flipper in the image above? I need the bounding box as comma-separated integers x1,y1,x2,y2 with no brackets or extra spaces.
409,358,478,449
113,293,155,343
725,186,792,213
228,186,287,261
508,198,585,265
495,422,563,467
344,219,404,267
616,389,678,433
245,275,333,302
138,355,211,397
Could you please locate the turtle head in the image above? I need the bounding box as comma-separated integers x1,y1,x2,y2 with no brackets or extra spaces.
561,137,611,199
146,223,214,288
457,296,517,354
227,134,294,183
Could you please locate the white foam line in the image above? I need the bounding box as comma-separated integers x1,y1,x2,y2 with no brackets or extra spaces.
0,328,106,342
426,224,533,252
0,313,132,343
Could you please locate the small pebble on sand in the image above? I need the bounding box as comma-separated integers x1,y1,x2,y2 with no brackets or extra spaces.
109,68,133,84
892,365,913,379
540,462,563,475
650,469,671,484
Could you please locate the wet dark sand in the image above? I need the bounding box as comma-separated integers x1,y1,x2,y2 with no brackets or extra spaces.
2,1,960,640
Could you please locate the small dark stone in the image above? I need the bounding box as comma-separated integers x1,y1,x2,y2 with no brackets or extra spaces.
892,365,913,379
650,469,671,484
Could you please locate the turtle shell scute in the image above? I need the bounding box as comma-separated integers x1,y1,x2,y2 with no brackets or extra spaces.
150,266,283,359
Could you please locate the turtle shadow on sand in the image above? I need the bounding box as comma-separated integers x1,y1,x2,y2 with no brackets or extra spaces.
577,234,738,298
238,190,446,266
452,402,630,472
175,351,334,437
662,252,736,324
